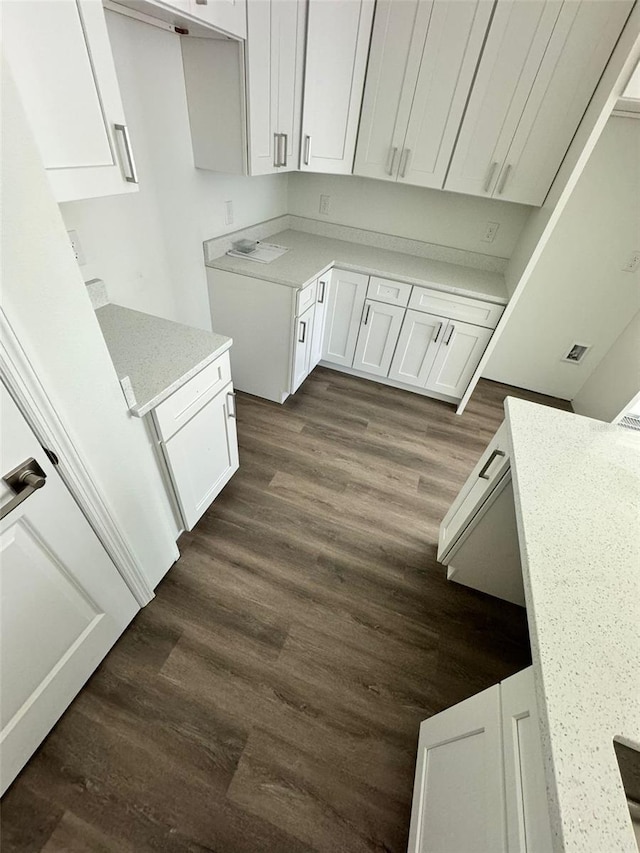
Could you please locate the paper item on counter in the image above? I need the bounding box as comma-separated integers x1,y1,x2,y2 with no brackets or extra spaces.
226,242,290,264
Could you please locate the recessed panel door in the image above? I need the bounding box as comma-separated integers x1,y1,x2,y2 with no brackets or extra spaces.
352,300,405,377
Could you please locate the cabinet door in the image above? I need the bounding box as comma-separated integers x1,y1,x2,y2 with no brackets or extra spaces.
3,0,138,203
309,276,329,371
494,0,633,205
291,304,315,393
162,383,239,530
188,0,246,38
300,0,374,174
353,0,428,182
399,0,494,189
322,269,369,367
352,300,405,378
408,685,506,853
387,309,443,388
425,321,492,400
501,668,554,853
246,0,306,175
444,0,563,199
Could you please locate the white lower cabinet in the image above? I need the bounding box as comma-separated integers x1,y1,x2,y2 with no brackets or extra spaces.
352,300,405,378
425,320,493,399
309,276,329,371
322,269,369,367
408,666,552,853
292,304,315,393
151,355,239,531
388,309,443,387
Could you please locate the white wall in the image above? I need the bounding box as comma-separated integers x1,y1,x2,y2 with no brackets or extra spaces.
572,312,640,422
1,62,179,590
60,11,288,330
483,116,640,399
287,172,531,260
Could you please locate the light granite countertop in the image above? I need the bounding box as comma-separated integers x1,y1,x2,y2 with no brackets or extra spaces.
505,398,640,852
96,303,231,417
207,229,509,305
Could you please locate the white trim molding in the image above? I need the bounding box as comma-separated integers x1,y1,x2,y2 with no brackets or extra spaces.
0,309,154,606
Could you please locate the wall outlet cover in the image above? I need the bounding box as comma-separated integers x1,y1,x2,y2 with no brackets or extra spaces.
622,250,640,273
224,200,234,226
482,221,500,243
319,194,331,216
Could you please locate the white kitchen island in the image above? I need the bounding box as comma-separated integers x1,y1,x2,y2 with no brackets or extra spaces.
412,400,640,853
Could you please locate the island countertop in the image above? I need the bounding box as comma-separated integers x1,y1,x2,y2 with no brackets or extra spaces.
96,303,231,417
206,229,509,305
504,398,640,852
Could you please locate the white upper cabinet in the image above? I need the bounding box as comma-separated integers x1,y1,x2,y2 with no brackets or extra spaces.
3,0,139,203
246,0,306,175
355,0,493,189
300,0,375,174
445,0,633,205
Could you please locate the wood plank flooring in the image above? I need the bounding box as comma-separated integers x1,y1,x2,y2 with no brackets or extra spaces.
1,369,571,853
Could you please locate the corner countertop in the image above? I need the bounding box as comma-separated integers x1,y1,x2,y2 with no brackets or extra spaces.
96,303,232,418
504,398,640,853
206,229,509,305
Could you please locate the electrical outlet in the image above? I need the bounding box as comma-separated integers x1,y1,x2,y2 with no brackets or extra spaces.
319,194,331,216
482,221,500,243
224,200,234,226
67,230,86,265
622,250,640,273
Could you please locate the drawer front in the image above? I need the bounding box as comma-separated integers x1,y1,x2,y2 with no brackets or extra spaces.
296,279,318,317
367,277,412,307
409,286,504,329
153,351,232,441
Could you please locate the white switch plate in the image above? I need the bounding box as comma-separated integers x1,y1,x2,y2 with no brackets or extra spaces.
224,200,234,226
319,194,331,216
622,250,640,273
482,221,500,243
67,230,86,265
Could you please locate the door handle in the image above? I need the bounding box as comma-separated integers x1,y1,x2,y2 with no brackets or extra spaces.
484,161,498,193
399,148,411,178
386,146,398,176
1,458,47,521
299,320,307,343
497,164,512,195
274,133,281,167
114,124,138,184
444,324,455,345
433,321,443,343
303,135,311,166
363,304,371,325
226,391,237,419
282,133,288,168
318,280,326,304
478,449,506,480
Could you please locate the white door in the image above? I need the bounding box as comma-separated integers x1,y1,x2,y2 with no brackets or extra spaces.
501,668,554,853
425,321,492,400
493,0,633,205
291,305,315,392
398,0,494,189
309,276,329,371
188,0,247,38
162,383,239,530
300,0,374,174
407,684,506,853
276,0,306,172
322,269,369,367
444,0,562,199
0,384,138,794
352,300,405,378
388,309,443,388
3,0,139,203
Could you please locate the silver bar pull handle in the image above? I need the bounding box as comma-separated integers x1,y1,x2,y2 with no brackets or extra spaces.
114,124,138,184
274,133,281,167
283,133,288,168
399,148,411,178
483,161,498,193
1,458,47,521
299,320,307,343
386,146,398,176
363,304,371,325
478,449,506,480
226,391,237,418
497,164,512,195
195,0,208,4
444,324,455,345
318,279,326,304
303,135,311,166
433,321,443,343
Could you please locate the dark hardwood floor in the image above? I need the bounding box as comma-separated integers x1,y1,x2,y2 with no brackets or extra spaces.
1,369,571,853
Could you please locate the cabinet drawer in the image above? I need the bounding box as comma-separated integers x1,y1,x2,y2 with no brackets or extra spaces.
296,279,318,316
367,277,412,307
153,351,232,442
409,287,504,329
